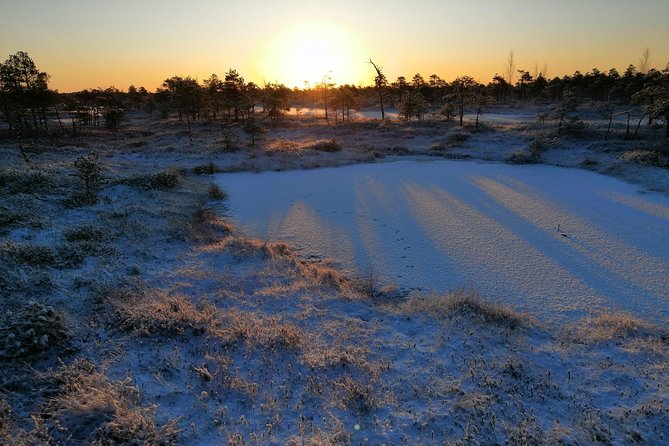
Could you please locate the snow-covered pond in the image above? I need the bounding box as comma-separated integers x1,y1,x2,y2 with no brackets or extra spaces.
216,160,669,323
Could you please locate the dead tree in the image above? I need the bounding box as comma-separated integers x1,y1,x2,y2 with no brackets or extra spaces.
368,59,387,120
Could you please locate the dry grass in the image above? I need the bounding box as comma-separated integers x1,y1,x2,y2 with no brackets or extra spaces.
218,309,305,352
221,237,293,261
564,312,666,343
306,139,342,152
34,359,179,445
265,138,342,155
110,288,216,337
619,149,669,168
335,375,377,414
188,203,232,242
399,290,530,329
298,263,352,293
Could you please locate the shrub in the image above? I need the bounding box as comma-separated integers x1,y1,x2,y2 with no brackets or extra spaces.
123,169,181,190
446,132,470,146
220,129,241,152
104,108,124,136
0,301,70,360
208,184,227,201
149,169,180,189
619,150,669,168
0,209,42,234
128,140,148,148
63,224,105,243
0,168,51,195
308,139,342,152
242,118,265,146
529,136,552,157
73,154,101,203
506,150,539,165
580,158,598,167
192,162,222,175
0,241,55,267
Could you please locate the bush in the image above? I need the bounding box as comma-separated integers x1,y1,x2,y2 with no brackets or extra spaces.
506,150,539,164
308,139,342,152
0,301,70,360
446,132,470,146
123,169,181,190
529,136,552,157
128,140,148,148
208,184,227,201
0,168,51,195
0,209,42,234
73,154,101,204
63,224,105,243
193,162,222,175
220,129,241,152
619,150,669,168
0,241,55,267
580,158,598,167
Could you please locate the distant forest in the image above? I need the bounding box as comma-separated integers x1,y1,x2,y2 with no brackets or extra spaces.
1,51,668,137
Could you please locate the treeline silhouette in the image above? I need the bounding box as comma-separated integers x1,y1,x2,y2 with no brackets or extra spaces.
1,51,668,137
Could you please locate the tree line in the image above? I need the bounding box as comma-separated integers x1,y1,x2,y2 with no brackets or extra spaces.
1,51,668,137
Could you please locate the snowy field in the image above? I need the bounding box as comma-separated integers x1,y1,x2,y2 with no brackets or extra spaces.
217,160,669,323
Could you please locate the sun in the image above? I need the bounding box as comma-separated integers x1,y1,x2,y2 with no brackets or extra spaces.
261,21,370,88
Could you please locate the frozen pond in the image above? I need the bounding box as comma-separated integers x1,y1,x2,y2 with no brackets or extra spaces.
216,160,669,323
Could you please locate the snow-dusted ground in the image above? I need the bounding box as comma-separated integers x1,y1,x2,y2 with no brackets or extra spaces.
3,108,669,445
217,160,669,323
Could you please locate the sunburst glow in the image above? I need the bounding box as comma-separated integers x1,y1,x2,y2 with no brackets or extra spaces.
261,21,370,88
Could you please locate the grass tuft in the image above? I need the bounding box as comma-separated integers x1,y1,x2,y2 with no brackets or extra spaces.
565,313,666,343
36,359,179,445
109,288,215,337
400,290,530,329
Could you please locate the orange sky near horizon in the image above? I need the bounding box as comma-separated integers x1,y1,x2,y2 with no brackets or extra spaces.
1,0,668,92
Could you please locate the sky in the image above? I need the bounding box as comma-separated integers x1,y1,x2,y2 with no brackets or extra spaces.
1,0,668,92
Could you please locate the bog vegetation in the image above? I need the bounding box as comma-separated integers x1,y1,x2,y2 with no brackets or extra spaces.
1,50,669,444
2,51,668,140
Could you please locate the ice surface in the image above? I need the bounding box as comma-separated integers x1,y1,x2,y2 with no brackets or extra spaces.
216,160,669,323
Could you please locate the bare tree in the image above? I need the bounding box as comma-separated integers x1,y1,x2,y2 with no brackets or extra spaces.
638,48,651,75
597,102,616,141
368,59,388,120
505,50,516,85
321,71,333,123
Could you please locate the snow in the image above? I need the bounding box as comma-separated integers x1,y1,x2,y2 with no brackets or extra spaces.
217,159,669,323
3,108,669,444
